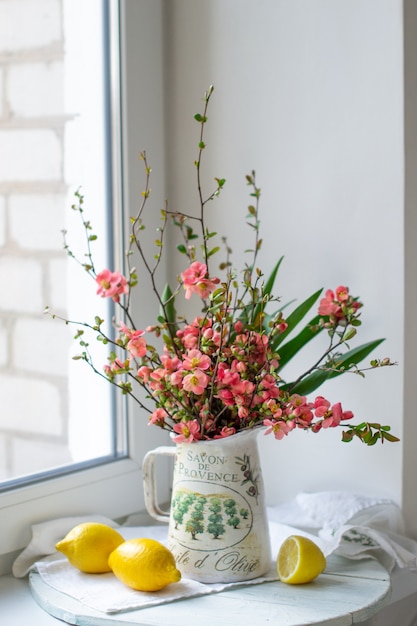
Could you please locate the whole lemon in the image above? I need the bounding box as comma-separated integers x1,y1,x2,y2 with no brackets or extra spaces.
55,522,125,573
277,534,326,585
108,538,181,592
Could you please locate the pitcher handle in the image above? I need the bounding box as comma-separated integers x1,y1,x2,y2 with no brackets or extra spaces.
142,445,176,523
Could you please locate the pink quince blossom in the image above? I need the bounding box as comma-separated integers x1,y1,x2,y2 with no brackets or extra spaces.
318,285,362,322
322,402,354,428
182,369,210,395
313,395,331,417
335,285,349,302
181,261,219,300
137,365,151,382
149,408,168,426
127,330,147,359
263,418,292,440
214,426,236,439
264,399,283,418
96,269,128,302
182,349,211,371
318,289,341,318
170,370,184,386
172,419,201,443
160,353,182,371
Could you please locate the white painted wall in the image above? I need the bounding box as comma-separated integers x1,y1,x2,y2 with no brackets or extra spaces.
121,0,417,538
158,1,404,506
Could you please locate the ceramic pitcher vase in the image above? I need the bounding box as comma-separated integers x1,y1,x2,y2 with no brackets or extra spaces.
142,428,272,583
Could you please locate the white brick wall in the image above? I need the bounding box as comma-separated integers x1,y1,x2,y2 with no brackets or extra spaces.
0,434,7,479
13,317,71,377
0,129,62,182
0,257,43,312
11,437,72,476
9,194,66,250
0,0,71,480
8,61,64,117
0,0,109,480
0,67,3,118
0,320,8,367
0,0,61,52
0,375,62,435
0,196,5,247
48,257,67,310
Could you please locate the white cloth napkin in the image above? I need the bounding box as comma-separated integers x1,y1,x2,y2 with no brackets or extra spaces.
268,491,417,572
33,551,278,614
12,491,417,615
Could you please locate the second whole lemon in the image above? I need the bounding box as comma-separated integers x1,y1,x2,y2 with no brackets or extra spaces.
55,522,125,573
277,535,326,584
108,538,181,592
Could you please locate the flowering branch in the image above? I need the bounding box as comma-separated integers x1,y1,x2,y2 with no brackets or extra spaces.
49,87,399,447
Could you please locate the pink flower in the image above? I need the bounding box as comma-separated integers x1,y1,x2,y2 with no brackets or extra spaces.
322,402,354,428
180,261,219,300
96,269,128,302
217,388,235,406
214,426,236,439
318,286,362,324
127,330,147,358
182,369,210,395
137,365,151,382
182,349,211,371
160,353,182,371
149,408,168,426
181,261,207,285
193,278,220,300
172,420,201,443
318,289,341,318
264,399,283,418
263,418,292,440
313,395,331,417
335,285,349,302
170,370,184,386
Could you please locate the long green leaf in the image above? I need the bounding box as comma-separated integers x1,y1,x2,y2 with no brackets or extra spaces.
282,338,385,396
236,256,284,326
251,256,284,323
272,288,323,351
160,283,178,333
275,314,323,368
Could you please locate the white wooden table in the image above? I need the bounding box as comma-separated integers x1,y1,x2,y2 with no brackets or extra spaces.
25,554,390,626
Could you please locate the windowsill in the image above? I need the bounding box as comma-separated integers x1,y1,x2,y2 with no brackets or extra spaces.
1,563,417,626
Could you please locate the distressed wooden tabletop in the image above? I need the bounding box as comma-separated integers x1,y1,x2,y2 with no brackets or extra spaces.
28,554,391,626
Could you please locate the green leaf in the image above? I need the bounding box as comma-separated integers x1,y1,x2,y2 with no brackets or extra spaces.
382,431,400,443
275,314,323,368
250,257,284,323
341,430,354,442
284,339,385,396
160,283,178,331
273,288,323,351
208,246,220,258
177,244,187,254
341,327,357,342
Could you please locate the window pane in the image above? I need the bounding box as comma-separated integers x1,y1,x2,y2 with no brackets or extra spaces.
0,0,123,485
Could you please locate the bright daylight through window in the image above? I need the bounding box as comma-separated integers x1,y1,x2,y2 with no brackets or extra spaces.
0,0,123,487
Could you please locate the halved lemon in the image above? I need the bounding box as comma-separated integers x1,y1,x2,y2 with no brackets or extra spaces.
277,535,326,584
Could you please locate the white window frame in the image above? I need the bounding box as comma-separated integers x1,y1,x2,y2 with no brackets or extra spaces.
0,0,169,574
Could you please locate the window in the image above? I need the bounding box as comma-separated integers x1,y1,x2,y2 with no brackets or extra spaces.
0,0,170,574
0,0,123,487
